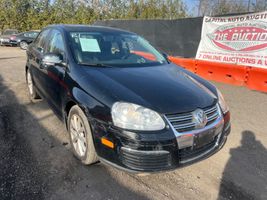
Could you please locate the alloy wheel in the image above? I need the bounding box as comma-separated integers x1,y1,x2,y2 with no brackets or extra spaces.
70,114,87,157
27,71,33,95
20,41,28,50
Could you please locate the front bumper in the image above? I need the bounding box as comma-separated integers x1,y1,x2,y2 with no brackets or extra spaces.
9,40,18,45
92,110,231,173
0,39,17,46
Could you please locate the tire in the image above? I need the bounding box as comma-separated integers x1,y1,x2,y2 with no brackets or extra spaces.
26,69,40,102
67,105,98,165
20,41,28,50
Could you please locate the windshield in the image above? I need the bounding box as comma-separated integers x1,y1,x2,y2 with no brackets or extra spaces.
69,31,168,67
24,31,39,38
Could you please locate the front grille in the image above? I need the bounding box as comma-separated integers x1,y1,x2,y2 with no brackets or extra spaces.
120,148,171,171
119,137,176,150
166,104,219,133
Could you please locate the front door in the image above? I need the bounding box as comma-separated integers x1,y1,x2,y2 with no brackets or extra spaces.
42,29,67,113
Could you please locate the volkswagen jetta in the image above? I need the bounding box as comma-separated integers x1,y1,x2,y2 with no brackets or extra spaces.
25,25,231,173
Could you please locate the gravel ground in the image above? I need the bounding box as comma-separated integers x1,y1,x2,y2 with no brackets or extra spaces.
0,47,266,200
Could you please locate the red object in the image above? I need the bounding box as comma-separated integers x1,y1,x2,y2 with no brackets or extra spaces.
210,26,267,52
131,51,156,61
167,56,267,93
10,35,16,40
246,67,267,92
196,60,248,86
168,57,196,73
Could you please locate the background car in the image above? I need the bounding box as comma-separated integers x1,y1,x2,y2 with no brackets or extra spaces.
0,29,19,46
10,31,40,50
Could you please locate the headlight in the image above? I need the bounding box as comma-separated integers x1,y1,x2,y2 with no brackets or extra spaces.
111,102,165,131
217,89,229,114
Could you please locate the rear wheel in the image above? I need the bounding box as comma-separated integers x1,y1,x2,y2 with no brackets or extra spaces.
68,105,98,165
20,41,28,50
26,69,40,101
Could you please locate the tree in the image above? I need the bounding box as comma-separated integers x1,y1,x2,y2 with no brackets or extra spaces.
253,0,267,12
0,0,188,32
198,0,248,16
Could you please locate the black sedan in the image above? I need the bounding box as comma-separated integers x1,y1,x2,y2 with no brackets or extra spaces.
11,31,39,50
25,25,231,173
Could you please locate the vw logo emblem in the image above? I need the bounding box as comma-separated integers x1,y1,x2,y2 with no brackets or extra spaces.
192,109,208,129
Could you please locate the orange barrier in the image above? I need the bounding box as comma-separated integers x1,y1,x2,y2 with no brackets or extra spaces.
131,51,156,61
168,56,196,73
196,60,248,86
246,67,267,92
169,57,267,93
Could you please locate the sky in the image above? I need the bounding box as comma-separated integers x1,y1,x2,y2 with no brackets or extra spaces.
183,0,200,16
184,0,198,10
183,0,259,16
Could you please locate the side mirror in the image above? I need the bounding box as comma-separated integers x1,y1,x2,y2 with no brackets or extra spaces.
42,53,65,67
162,52,170,63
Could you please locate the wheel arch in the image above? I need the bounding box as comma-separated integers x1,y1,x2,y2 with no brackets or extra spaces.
64,100,77,130
63,87,105,130
20,40,28,45
25,64,29,80
25,63,29,72
25,63,32,81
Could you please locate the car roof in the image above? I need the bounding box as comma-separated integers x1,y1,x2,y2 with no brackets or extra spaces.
22,30,40,33
46,24,135,35
4,29,18,31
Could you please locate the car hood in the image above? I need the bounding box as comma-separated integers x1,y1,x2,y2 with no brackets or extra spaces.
79,64,218,114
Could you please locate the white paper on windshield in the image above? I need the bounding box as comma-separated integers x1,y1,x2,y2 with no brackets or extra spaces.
79,38,101,52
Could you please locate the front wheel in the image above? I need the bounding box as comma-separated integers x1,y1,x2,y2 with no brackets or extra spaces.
26,69,40,102
68,105,98,165
20,41,28,50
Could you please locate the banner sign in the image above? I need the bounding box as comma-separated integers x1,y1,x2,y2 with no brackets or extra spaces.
196,11,267,69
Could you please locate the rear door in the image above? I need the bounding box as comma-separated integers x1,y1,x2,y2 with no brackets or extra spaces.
28,28,51,97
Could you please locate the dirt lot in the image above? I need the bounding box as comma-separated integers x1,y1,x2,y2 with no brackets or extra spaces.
0,47,266,200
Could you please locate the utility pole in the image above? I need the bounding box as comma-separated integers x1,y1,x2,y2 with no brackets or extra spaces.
248,0,251,12
198,0,202,16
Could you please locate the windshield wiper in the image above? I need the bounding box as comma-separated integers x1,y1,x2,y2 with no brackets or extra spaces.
78,62,113,68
